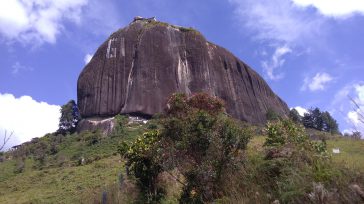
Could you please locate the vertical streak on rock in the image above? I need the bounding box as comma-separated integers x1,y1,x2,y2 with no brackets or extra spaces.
122,30,143,111
224,60,238,107
120,38,125,57
98,42,108,115
116,36,125,112
177,56,191,94
106,39,111,58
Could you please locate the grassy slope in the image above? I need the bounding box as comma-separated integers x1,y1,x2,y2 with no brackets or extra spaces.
248,135,364,171
0,125,363,204
327,138,364,171
0,124,147,204
0,156,121,204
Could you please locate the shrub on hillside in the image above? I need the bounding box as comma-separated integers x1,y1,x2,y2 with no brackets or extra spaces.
289,108,302,123
266,108,281,121
80,130,102,146
254,119,364,203
119,93,252,203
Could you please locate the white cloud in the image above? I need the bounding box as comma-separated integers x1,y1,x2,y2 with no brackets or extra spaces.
0,0,88,45
347,84,364,131
0,93,60,150
355,84,364,105
347,111,361,125
229,0,326,81
261,45,292,80
229,0,325,44
301,72,333,91
12,62,33,75
291,106,308,116
84,54,93,65
292,0,364,17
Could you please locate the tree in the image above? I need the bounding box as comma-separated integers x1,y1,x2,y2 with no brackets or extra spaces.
351,131,362,140
321,111,339,134
303,112,314,129
311,108,324,130
0,130,13,151
57,100,81,134
289,108,302,123
302,107,339,134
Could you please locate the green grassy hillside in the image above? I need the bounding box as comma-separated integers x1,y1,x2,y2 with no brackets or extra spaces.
0,120,148,204
0,121,363,204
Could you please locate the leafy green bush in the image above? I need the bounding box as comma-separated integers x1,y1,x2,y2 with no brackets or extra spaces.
119,93,252,203
251,119,364,203
266,108,281,121
14,159,25,174
118,130,163,202
81,130,102,146
264,119,327,155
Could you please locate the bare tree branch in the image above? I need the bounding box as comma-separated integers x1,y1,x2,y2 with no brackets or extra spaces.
349,96,364,124
0,130,13,151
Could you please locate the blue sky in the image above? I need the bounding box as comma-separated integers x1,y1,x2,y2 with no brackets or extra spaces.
1,0,364,149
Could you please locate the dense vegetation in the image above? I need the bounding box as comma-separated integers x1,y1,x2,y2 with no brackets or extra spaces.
119,93,252,203
0,93,363,203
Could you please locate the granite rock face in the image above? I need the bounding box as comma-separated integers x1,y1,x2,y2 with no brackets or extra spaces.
76,117,115,135
77,18,289,124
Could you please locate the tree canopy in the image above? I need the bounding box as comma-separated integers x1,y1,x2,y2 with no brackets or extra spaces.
302,107,339,134
57,100,81,135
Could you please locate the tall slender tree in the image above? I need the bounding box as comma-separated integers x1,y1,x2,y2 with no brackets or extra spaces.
57,100,81,134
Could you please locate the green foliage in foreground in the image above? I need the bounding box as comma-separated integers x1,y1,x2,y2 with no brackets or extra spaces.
119,93,252,203
228,120,364,204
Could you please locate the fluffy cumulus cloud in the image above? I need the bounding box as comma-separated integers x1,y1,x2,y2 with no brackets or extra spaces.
0,0,88,44
292,0,364,17
0,93,60,150
261,45,292,80
84,53,93,65
301,72,333,91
